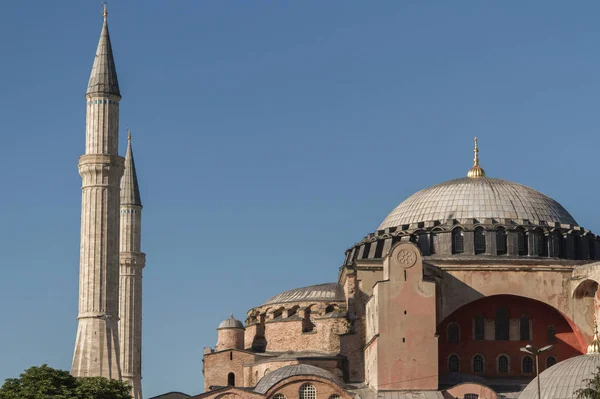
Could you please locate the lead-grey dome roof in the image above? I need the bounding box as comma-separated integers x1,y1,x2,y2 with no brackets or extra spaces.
218,315,244,329
519,354,600,399
254,364,342,394
378,177,577,230
262,283,345,306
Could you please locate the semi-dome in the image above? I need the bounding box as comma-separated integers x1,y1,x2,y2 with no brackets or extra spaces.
378,176,577,230
254,364,342,394
218,315,244,329
262,283,345,306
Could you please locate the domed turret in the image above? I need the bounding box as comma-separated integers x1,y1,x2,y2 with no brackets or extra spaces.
216,315,244,351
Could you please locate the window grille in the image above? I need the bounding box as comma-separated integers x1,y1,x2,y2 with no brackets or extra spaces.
475,227,486,254
498,355,509,373
453,229,464,254
473,355,484,373
518,230,527,255
523,356,534,374
449,355,460,372
496,228,507,255
299,384,316,399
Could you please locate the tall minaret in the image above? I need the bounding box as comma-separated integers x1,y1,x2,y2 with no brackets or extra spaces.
72,5,124,379
119,130,145,399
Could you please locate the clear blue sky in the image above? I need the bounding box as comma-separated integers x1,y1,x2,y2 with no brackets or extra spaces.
2,1,600,397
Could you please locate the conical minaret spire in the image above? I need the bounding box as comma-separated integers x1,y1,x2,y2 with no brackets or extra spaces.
72,5,124,380
87,4,120,97
119,130,146,399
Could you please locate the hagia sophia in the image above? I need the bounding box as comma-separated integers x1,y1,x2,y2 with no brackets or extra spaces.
74,6,600,399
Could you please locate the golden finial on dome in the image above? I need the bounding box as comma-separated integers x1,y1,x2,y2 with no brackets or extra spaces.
467,137,486,178
103,3,108,20
587,316,600,354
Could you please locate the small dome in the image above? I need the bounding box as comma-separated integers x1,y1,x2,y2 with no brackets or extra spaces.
262,283,345,306
254,364,342,394
378,177,577,230
519,353,600,399
218,315,244,329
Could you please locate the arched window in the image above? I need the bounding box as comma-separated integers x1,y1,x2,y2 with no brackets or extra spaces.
574,235,582,259
535,230,546,256
447,323,460,343
473,314,484,341
299,384,316,399
464,395,479,399
474,227,486,254
473,354,485,373
495,307,509,341
517,229,528,256
325,305,336,314
430,232,437,254
496,227,507,255
497,355,509,373
302,307,315,333
555,232,564,258
273,394,286,399
520,315,531,341
522,356,534,374
547,325,556,343
546,356,557,368
448,354,460,372
227,372,235,386
453,229,464,254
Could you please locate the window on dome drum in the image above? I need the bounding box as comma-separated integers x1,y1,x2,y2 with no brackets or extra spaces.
453,229,464,254
498,355,509,373
495,307,510,340
590,238,597,260
447,323,460,343
534,231,546,256
474,227,486,254
574,235,582,259
448,354,460,372
556,233,564,258
517,229,528,256
273,394,286,399
362,243,371,259
464,395,479,399
522,355,534,374
430,232,437,254
496,228,507,255
299,384,316,399
473,315,485,341
520,315,531,340
227,372,235,386
547,325,556,343
329,395,341,399
546,356,557,368
473,354,484,373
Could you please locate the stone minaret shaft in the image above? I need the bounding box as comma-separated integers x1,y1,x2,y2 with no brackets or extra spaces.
72,6,124,379
119,131,145,399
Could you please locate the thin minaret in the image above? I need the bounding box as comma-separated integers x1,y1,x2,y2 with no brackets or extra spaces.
72,4,124,379
119,130,145,399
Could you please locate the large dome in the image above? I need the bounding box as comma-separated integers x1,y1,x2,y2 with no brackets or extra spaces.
378,177,577,230
519,353,600,399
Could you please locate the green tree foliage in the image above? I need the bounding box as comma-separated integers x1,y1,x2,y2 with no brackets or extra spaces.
577,367,600,399
0,365,131,399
